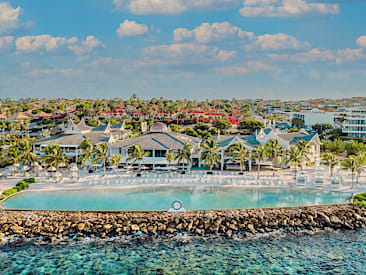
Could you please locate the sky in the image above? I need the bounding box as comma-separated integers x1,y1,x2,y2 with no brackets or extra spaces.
0,0,365,100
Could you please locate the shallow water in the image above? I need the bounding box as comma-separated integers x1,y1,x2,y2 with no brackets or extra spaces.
3,186,351,211
0,230,365,274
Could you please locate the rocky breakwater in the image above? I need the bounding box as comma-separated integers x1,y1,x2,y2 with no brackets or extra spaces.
0,204,365,241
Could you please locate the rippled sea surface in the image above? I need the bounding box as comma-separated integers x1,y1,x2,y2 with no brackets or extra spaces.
4,187,351,210
0,230,365,274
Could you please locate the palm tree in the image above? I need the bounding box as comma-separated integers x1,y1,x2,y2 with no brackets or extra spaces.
285,146,302,179
200,138,221,172
79,138,93,170
321,152,339,176
174,142,192,172
165,152,175,169
127,144,149,171
265,139,284,176
41,144,69,170
295,140,311,170
341,154,366,186
109,153,122,173
229,142,249,173
16,140,38,166
92,142,110,176
251,145,266,180
7,146,21,166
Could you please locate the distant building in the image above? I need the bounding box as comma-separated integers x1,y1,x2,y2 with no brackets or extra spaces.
290,110,335,129
342,107,366,139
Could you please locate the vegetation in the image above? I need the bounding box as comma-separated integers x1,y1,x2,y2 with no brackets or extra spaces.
251,145,266,180
0,178,34,200
265,139,284,175
200,139,221,171
353,193,366,207
92,143,110,175
41,144,69,169
127,144,149,171
321,153,339,176
229,142,249,172
174,143,192,171
238,120,264,134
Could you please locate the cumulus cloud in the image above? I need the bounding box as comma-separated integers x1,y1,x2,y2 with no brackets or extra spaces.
113,0,239,14
239,0,339,17
15,35,104,55
117,19,148,37
173,22,255,43
0,36,14,49
245,33,310,51
144,43,219,60
215,50,237,61
68,35,105,55
215,60,277,74
269,47,365,64
0,2,30,34
357,36,366,48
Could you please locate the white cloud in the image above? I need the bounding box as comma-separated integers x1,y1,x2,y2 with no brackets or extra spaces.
15,35,104,55
113,0,239,14
215,60,276,74
357,36,366,48
215,50,237,61
68,35,105,55
269,47,365,64
173,22,255,43
0,2,23,34
0,36,14,49
239,0,339,17
245,33,310,51
144,43,219,60
117,20,148,37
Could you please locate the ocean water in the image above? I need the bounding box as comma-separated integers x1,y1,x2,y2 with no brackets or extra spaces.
3,187,351,211
0,230,365,274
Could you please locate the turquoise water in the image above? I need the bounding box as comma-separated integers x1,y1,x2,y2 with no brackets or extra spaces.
0,230,365,273
3,187,351,210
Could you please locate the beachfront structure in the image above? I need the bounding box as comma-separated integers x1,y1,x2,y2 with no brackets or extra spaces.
342,107,366,139
205,127,321,171
33,118,131,162
290,110,335,129
110,122,201,169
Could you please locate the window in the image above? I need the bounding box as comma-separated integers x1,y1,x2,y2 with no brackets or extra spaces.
155,150,166,157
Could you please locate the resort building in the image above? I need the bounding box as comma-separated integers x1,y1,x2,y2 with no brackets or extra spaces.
33,118,131,162
342,107,366,139
208,127,321,171
110,122,201,169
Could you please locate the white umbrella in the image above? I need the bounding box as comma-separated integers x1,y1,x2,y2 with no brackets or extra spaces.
22,165,30,171
70,164,78,172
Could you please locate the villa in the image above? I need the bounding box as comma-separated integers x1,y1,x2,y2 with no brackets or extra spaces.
33,118,131,162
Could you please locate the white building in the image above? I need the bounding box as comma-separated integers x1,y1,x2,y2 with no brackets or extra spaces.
290,109,335,129
342,107,366,139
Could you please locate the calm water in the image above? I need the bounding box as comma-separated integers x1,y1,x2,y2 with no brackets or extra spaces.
3,187,351,210
0,230,365,274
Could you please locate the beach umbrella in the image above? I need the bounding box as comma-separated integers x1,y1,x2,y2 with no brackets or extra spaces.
48,166,57,172
22,165,30,171
70,163,78,172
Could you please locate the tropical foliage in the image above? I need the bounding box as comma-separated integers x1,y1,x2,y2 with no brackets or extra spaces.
201,139,221,171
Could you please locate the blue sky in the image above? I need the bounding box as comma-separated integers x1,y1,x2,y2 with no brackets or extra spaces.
0,0,365,100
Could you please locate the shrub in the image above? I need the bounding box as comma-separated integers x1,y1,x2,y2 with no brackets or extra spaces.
2,188,18,197
353,193,366,207
24,178,35,183
15,180,30,191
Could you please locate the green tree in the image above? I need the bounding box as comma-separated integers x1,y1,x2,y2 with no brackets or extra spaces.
109,153,122,171
344,140,366,156
16,140,37,166
229,142,249,172
285,146,302,179
185,128,198,137
41,144,69,170
251,145,266,180
265,139,284,176
165,152,175,169
291,118,304,128
238,120,264,134
174,143,192,171
213,120,232,131
78,138,93,169
312,123,333,134
341,154,366,185
92,143,110,176
200,138,221,171
127,144,149,171
321,152,339,176
194,122,209,132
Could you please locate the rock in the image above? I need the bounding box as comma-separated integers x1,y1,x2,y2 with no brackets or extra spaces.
103,224,112,230
11,225,24,234
247,224,255,233
77,223,85,231
131,224,139,231
330,215,341,224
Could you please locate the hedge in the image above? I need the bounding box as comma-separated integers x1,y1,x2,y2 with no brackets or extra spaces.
353,193,366,207
2,188,18,197
0,178,33,199
24,178,35,183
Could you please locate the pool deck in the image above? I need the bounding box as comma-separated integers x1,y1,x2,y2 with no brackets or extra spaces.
1,169,366,195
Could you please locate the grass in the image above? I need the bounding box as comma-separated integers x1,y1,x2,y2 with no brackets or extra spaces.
0,178,35,200
353,193,366,207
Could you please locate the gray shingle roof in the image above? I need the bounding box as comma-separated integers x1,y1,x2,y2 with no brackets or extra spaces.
34,132,112,146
